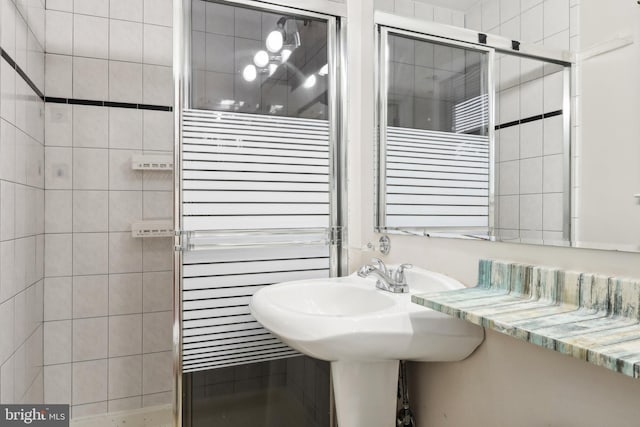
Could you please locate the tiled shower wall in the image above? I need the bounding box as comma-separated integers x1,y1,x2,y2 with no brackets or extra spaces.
42,0,174,417
465,0,579,242
374,0,465,25
0,0,46,406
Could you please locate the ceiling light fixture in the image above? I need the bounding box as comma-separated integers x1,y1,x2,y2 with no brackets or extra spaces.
266,30,284,53
267,16,289,53
253,50,270,68
242,64,257,82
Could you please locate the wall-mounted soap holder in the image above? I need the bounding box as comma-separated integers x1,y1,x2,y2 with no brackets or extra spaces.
131,220,174,237
131,154,173,171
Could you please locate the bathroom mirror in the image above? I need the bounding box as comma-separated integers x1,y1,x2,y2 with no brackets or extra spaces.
375,16,581,250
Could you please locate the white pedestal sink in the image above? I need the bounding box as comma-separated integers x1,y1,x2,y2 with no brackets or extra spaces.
249,267,483,427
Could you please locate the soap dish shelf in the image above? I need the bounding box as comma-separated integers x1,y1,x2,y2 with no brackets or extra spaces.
131,154,173,171
132,220,174,238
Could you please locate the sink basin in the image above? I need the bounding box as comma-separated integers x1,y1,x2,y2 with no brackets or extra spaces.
265,279,395,317
250,266,483,427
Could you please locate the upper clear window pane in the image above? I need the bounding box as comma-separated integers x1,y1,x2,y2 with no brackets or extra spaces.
191,0,329,120
387,33,488,135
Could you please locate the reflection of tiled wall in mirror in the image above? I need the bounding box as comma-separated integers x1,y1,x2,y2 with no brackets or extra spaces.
467,0,576,245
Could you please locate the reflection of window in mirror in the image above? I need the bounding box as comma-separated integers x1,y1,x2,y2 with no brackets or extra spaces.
388,37,487,136
378,30,492,237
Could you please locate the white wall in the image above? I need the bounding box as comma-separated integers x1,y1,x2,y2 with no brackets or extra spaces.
42,0,174,418
347,0,640,425
0,0,46,406
578,0,640,249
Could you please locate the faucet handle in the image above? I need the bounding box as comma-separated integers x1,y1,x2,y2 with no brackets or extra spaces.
370,257,387,274
393,264,413,284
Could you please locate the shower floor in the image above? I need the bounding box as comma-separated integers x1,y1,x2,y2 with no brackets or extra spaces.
191,386,324,427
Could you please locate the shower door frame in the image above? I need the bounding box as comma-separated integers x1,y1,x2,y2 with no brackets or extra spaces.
173,0,348,426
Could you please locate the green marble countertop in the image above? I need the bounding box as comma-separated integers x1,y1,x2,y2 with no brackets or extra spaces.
412,259,640,378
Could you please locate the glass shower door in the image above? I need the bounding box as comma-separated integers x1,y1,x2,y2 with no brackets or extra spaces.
177,1,342,426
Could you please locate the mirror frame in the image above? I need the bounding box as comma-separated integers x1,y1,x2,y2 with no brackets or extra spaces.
374,12,574,247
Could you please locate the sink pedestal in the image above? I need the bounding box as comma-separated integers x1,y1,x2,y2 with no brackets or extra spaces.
250,271,485,426
331,360,399,427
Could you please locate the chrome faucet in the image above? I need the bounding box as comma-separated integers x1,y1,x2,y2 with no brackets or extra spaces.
357,258,412,293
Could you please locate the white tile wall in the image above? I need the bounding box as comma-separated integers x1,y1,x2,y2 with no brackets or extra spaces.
499,160,519,195
43,364,71,404
520,193,543,230
521,3,543,43
109,62,143,103
110,0,143,22
43,320,71,365
142,65,173,105
375,0,465,25
72,191,108,232
72,106,108,148
0,0,45,406
110,20,143,63
74,0,109,18
108,314,142,357
72,317,108,362
42,0,174,417
481,0,499,31
44,54,72,98
45,10,72,55
109,108,143,149
74,58,110,99
72,359,108,405
519,120,543,158
108,355,142,400
108,274,142,315
109,192,143,232
143,25,172,66
72,275,108,318
499,0,520,22
73,14,109,59
43,277,71,320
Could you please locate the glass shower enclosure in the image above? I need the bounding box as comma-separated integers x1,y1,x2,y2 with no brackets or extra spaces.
173,1,345,426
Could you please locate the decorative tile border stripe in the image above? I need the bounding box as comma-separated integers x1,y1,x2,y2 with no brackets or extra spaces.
0,47,44,100
412,259,640,379
494,109,563,130
45,96,173,112
0,47,173,112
